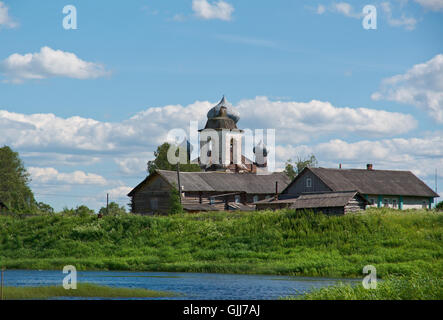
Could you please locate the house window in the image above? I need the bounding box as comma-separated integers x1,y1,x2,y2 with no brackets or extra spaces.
253,195,259,203
306,178,312,188
393,199,397,209
235,195,241,204
384,199,389,207
422,201,427,209
209,197,215,205
150,198,158,210
369,199,375,205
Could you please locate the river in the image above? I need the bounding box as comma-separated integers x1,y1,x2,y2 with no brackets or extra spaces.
3,270,358,300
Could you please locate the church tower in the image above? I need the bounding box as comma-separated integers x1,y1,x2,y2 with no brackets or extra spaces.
199,97,248,172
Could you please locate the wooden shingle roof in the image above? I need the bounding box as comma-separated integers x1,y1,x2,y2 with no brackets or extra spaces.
128,170,291,196
289,191,366,209
283,167,439,198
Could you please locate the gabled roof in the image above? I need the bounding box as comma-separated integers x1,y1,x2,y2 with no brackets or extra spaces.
289,191,367,209
128,170,291,196
282,167,439,198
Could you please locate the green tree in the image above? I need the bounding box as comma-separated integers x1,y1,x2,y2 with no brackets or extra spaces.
284,155,318,180
436,201,443,211
0,146,36,213
75,205,95,217
284,160,297,181
169,184,183,214
99,202,127,216
36,202,54,214
147,142,201,175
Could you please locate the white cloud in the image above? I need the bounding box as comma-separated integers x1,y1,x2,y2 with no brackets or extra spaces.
106,186,133,199
28,167,107,186
372,54,443,123
414,0,443,11
192,0,234,21
0,98,417,160
317,4,326,14
331,2,363,18
0,46,109,83
380,2,417,30
275,132,443,193
0,1,17,29
237,97,417,143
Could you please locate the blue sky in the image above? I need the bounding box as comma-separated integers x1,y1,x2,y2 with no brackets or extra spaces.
0,0,442,210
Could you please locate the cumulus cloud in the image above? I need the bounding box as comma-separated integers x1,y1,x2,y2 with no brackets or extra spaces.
372,54,443,123
0,1,17,29
28,167,107,186
331,2,363,18
237,97,417,143
275,132,443,192
0,46,109,83
380,2,417,30
192,0,234,21
316,4,326,14
106,186,133,199
414,0,443,11
0,98,417,160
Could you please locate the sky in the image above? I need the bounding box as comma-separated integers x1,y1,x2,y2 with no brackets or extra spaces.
0,0,442,211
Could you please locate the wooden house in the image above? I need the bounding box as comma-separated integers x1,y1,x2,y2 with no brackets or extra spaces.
128,169,290,215
257,164,439,212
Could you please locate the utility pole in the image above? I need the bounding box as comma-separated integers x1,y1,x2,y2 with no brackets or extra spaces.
106,193,109,216
176,163,182,204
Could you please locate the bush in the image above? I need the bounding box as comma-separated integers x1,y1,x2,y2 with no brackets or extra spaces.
436,201,443,211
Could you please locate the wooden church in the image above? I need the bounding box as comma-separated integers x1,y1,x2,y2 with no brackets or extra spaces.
128,97,290,215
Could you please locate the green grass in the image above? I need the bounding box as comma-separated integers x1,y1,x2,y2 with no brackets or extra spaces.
0,283,176,300
286,275,443,300
0,208,442,278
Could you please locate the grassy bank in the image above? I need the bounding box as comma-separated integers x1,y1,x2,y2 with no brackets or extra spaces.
287,275,443,300
0,208,442,278
0,283,176,300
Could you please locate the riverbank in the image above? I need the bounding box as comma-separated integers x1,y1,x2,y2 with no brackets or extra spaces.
0,283,176,300
288,275,443,300
1,208,442,278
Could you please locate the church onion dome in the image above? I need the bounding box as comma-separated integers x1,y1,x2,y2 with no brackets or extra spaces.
207,96,240,124
253,140,268,157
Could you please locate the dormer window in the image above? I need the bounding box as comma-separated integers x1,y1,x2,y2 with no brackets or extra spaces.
306,178,312,188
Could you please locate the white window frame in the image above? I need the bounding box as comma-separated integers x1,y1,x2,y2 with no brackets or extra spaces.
306,178,312,188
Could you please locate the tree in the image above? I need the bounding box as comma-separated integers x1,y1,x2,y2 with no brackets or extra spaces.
147,142,201,175
99,202,127,216
436,201,443,211
284,155,318,180
36,202,54,214
75,205,95,217
0,146,36,213
284,160,297,181
169,184,183,214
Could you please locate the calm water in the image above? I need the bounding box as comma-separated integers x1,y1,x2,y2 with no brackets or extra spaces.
3,270,358,300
